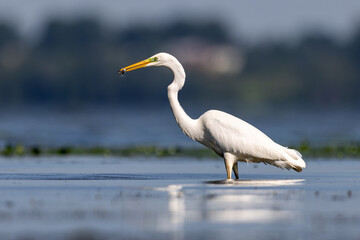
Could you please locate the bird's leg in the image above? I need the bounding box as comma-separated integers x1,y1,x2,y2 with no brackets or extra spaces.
224,153,237,180
232,161,239,180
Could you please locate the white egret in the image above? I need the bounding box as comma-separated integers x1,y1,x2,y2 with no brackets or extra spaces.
119,52,306,180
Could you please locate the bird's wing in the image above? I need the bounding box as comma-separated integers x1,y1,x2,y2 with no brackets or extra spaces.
200,110,289,161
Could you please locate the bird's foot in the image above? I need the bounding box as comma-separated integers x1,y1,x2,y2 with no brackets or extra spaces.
225,179,234,183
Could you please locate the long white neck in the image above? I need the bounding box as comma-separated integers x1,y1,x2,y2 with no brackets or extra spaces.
165,58,197,140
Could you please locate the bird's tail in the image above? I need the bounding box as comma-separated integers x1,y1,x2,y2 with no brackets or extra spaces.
269,146,306,172
283,147,306,172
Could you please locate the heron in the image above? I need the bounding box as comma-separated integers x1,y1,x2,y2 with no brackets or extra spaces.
118,52,306,180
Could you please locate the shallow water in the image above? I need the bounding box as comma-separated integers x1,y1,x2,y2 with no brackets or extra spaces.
0,156,359,240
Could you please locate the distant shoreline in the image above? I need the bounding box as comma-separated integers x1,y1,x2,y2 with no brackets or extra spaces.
1,143,360,159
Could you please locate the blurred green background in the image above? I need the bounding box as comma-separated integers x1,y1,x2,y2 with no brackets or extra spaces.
0,0,359,155
0,1,359,110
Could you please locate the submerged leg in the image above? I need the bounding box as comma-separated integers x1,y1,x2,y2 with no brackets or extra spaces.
232,161,239,179
224,153,237,180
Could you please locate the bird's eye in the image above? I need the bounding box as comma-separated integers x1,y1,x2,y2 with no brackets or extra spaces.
150,57,158,62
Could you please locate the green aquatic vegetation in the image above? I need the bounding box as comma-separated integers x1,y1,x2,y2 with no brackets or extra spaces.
1,143,360,159
30,146,42,155
293,142,360,159
1,145,14,156
117,146,216,158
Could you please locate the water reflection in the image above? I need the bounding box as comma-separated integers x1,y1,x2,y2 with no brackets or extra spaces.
206,178,305,186
204,209,293,223
160,179,304,231
167,185,185,227
155,185,185,234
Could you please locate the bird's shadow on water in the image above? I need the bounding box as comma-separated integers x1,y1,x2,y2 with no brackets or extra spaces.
206,178,305,186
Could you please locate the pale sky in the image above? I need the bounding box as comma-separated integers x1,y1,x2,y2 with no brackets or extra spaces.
1,0,360,43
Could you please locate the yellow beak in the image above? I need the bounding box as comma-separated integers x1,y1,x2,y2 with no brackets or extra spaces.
118,59,150,74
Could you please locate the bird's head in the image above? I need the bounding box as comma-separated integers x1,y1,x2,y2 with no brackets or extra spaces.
118,52,181,75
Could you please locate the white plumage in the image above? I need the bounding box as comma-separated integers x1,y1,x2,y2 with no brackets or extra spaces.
119,52,306,179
